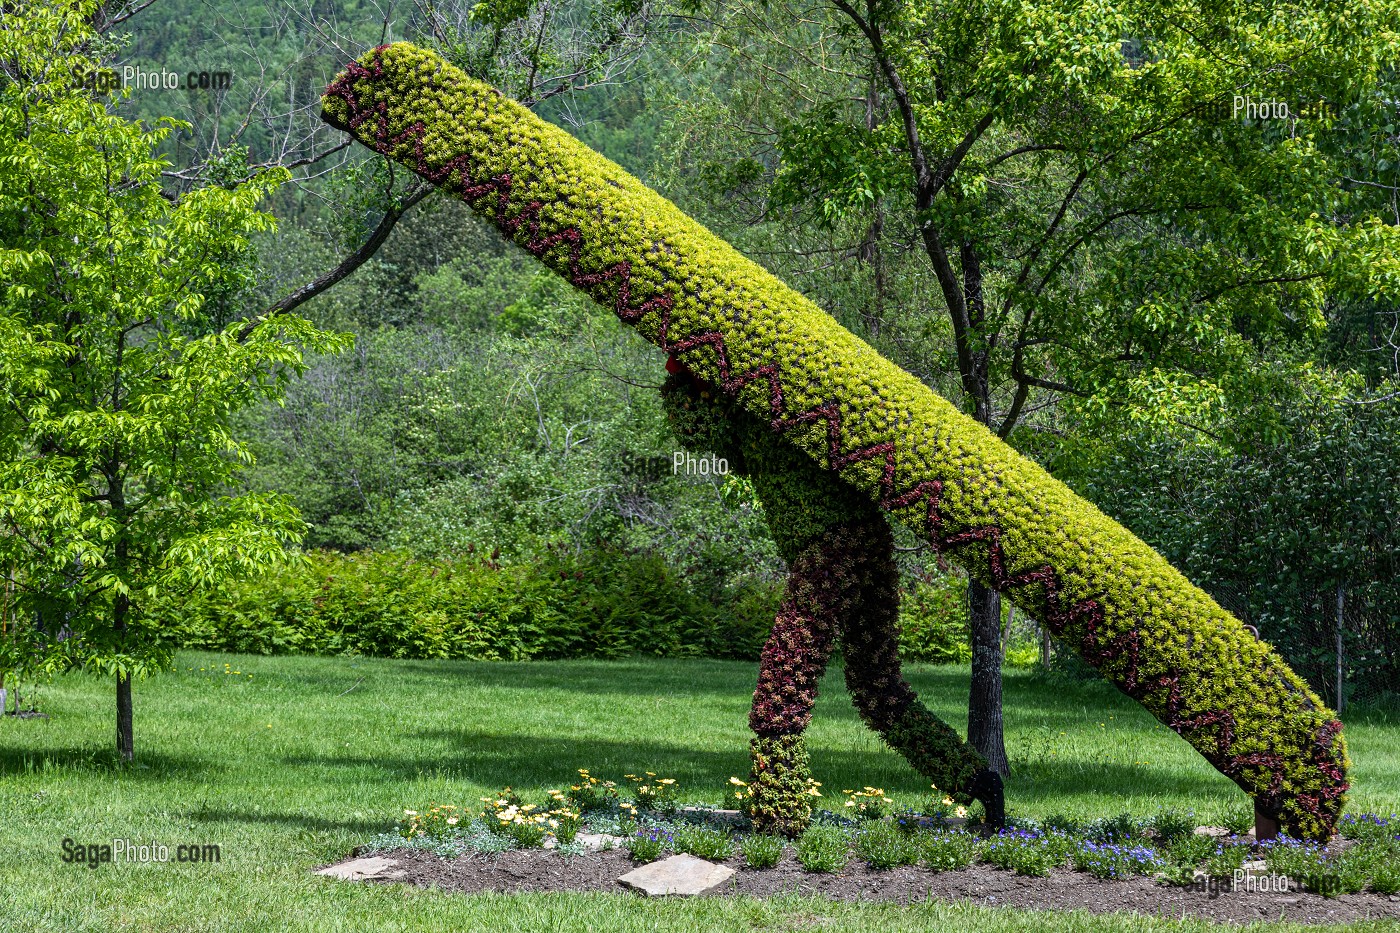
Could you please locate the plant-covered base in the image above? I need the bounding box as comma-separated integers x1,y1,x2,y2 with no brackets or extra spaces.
746,735,816,837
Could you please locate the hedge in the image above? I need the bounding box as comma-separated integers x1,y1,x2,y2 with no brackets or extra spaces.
320,44,1348,838
156,548,967,666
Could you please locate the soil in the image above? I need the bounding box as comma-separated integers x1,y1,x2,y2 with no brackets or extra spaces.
343,846,1400,925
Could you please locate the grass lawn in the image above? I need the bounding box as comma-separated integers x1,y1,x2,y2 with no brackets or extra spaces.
1,651,1397,931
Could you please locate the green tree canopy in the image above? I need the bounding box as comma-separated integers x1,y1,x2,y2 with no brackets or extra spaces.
0,0,346,759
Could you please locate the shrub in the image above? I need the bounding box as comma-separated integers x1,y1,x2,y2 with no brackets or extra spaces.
1327,848,1373,896
1203,839,1251,878
565,770,618,812
673,825,733,861
1073,841,1165,879
896,575,970,664
156,548,781,663
981,829,1072,877
920,830,980,872
842,787,895,821
1221,806,1255,835
855,821,919,869
796,825,849,873
1372,860,1400,895
625,772,680,815
1041,813,1083,836
625,827,671,862
1338,813,1397,842
742,834,784,869
1165,832,1217,868
1083,813,1142,845
1148,808,1197,845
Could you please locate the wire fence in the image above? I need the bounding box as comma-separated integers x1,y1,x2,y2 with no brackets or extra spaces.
1206,580,1398,713
1033,578,1399,715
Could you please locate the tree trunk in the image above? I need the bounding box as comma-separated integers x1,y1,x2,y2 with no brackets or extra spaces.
113,571,134,761
117,673,134,762
1335,583,1345,715
968,581,1010,775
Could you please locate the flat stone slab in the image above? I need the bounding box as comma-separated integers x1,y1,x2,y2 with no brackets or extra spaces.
316,856,405,881
577,832,628,851
617,854,736,896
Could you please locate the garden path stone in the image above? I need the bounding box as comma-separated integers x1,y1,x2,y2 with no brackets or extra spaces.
316,856,405,881
576,832,627,851
617,854,735,896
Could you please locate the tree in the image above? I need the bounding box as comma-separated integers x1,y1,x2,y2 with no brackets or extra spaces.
0,1,346,761
664,0,1400,773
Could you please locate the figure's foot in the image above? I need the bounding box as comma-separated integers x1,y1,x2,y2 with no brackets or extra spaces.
969,767,1005,828
746,734,816,838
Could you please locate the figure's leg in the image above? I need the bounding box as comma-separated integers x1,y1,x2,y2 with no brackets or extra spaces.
839,519,1005,826
745,527,865,836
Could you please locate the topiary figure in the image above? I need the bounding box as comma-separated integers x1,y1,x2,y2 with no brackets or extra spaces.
320,43,1348,841
662,363,999,834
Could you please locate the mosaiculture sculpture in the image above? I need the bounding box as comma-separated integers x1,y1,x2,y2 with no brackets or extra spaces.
320,43,1350,840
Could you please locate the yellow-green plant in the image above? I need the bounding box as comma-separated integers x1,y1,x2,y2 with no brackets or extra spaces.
321,43,1348,840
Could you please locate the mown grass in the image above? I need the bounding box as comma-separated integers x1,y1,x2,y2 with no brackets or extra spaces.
1,651,1397,932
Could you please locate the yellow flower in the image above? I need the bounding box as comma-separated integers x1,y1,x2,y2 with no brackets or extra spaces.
658,779,675,785
729,777,747,786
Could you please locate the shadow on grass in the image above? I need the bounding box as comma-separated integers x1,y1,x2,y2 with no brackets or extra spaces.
377,660,1131,724
280,727,1228,804
0,744,216,778
185,805,388,835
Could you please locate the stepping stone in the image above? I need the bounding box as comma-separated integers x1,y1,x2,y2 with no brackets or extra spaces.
617,854,735,896
315,856,405,880
576,832,628,851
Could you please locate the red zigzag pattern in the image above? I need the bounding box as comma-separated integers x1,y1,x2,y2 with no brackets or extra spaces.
324,48,1347,821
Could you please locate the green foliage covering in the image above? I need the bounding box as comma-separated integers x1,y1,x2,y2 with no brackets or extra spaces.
0,2,343,722
746,735,816,838
156,549,778,662
320,43,1348,839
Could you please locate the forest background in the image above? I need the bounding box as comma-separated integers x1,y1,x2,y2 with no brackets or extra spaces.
6,0,1395,723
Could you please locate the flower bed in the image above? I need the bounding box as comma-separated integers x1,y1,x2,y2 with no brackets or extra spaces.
360,771,1400,907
